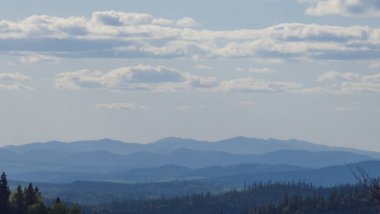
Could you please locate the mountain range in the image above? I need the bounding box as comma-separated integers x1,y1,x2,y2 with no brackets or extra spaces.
1,137,379,185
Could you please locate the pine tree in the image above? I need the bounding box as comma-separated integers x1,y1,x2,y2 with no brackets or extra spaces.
0,172,11,213
24,183,38,208
11,185,26,214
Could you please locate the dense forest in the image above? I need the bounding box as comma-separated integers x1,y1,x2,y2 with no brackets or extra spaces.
3,170,380,214
84,182,380,214
0,172,82,214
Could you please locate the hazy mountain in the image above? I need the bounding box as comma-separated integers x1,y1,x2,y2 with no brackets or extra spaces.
104,164,307,183
3,138,146,155
0,149,372,183
207,160,380,187
4,137,380,158
0,136,378,184
8,160,380,206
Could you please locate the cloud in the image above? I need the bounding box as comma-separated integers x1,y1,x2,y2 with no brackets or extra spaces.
195,65,214,70
335,102,361,112
95,102,148,110
54,64,380,94
20,54,60,64
248,67,274,73
0,73,32,90
0,11,379,61
220,77,304,93
316,70,360,82
303,0,380,17
55,64,314,94
176,17,197,28
369,61,380,68
55,65,218,91
341,73,380,93
317,71,380,93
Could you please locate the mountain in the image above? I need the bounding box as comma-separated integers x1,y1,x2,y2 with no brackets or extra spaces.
1,148,372,183
4,137,380,158
206,160,380,187
103,164,307,183
0,136,378,184
151,137,380,158
8,160,380,207
3,138,147,155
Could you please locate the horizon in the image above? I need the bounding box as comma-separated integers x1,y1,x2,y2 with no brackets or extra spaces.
2,135,378,154
1,0,379,151
2,1,380,213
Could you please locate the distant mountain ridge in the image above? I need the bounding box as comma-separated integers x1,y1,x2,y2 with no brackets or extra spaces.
3,136,380,158
0,136,378,184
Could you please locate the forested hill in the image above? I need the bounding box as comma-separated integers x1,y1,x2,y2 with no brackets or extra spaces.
83,182,380,214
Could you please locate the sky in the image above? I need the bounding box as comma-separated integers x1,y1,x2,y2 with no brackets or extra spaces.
0,0,380,151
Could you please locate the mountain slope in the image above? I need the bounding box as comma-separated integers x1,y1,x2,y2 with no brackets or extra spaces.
4,137,380,158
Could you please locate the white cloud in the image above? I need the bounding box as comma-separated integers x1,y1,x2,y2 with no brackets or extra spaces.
195,65,214,70
369,61,380,68
55,65,218,91
220,77,303,93
335,102,361,112
316,70,360,82
341,73,380,93
95,102,148,110
317,71,380,93
0,11,379,61
176,17,197,28
20,54,60,64
248,67,274,73
54,64,380,95
303,0,380,17
0,73,32,90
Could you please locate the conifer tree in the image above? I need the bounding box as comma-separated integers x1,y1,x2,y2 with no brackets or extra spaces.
0,172,11,213
24,183,38,208
11,185,26,214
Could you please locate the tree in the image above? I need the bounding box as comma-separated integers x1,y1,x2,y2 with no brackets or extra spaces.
10,185,26,214
0,172,11,213
27,202,48,214
51,197,69,214
68,205,82,214
24,183,38,208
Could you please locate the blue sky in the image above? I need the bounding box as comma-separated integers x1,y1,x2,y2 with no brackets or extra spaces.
0,0,380,151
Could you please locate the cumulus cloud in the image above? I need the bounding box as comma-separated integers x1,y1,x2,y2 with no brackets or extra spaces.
54,64,380,94
20,54,60,64
95,102,148,110
0,11,379,61
317,71,380,93
176,17,197,28
303,0,380,17
55,65,218,91
0,73,32,90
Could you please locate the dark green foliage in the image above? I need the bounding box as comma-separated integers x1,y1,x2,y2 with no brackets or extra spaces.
1,172,82,214
0,172,11,213
251,184,379,214
24,183,40,208
10,185,26,214
86,182,380,214
27,202,48,214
